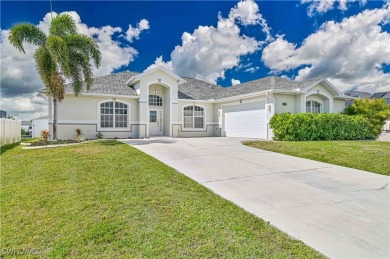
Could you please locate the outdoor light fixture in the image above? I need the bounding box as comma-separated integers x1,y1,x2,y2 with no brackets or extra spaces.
155,85,158,95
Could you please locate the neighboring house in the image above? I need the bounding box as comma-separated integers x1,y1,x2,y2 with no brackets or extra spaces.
344,90,373,106
44,66,353,140
0,110,7,118
370,92,390,105
345,90,390,132
32,115,49,138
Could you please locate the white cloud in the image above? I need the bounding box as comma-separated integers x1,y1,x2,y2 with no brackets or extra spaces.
301,0,368,16
229,0,272,40
1,11,148,120
148,0,270,84
125,19,150,42
244,66,260,73
0,94,48,120
145,55,173,72
261,6,390,92
231,78,241,85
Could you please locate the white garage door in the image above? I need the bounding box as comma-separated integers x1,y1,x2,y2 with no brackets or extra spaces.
223,102,267,139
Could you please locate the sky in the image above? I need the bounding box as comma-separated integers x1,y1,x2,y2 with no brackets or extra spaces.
1,0,389,120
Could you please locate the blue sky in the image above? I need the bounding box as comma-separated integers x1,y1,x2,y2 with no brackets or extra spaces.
1,0,389,119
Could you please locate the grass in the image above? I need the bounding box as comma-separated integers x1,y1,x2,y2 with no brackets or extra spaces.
245,141,390,176
0,140,322,258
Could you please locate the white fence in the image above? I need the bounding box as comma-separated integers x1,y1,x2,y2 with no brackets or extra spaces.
0,119,21,146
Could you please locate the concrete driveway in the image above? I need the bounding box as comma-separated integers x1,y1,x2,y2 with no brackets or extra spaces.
120,137,390,258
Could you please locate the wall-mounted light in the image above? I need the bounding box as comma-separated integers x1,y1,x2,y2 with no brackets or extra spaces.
282,102,287,106
155,85,158,95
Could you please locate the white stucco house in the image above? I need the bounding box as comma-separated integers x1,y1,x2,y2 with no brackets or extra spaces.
45,66,353,140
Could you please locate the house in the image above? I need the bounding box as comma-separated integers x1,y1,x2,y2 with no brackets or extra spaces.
370,92,390,105
0,110,7,118
344,90,373,106
46,66,353,140
345,90,390,138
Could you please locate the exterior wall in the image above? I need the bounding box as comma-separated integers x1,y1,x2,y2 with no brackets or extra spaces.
334,99,346,113
138,70,179,137
56,95,141,140
304,83,334,113
273,94,297,114
174,100,217,137
32,119,49,138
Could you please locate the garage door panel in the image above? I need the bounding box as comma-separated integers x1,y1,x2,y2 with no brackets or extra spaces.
223,102,267,139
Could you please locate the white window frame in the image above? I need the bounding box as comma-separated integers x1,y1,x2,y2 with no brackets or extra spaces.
306,100,322,113
149,95,163,107
97,100,131,131
182,105,206,131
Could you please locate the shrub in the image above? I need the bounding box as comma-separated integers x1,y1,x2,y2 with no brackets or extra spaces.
75,128,83,142
344,98,390,136
40,130,50,142
270,113,374,141
96,132,104,139
21,129,26,135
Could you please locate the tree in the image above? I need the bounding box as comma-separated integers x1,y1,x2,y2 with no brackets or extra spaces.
6,115,14,120
344,98,390,136
8,14,101,139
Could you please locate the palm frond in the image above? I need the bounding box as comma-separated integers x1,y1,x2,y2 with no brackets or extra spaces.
49,14,77,37
34,47,56,87
65,34,102,67
34,47,65,100
8,23,46,53
68,51,94,94
46,35,71,77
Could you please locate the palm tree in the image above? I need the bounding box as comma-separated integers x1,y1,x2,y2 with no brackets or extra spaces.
8,14,101,139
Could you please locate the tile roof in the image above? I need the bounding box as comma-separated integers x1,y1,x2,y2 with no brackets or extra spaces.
63,71,328,100
178,77,224,100
370,91,390,105
344,90,372,99
216,76,320,99
64,71,139,96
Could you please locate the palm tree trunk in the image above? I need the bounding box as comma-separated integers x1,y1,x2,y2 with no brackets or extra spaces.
53,96,58,140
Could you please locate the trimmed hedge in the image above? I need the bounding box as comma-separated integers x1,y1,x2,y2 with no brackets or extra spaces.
270,113,374,141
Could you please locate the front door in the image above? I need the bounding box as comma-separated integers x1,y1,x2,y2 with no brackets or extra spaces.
149,109,163,136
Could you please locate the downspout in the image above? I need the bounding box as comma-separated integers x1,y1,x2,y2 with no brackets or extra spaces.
265,91,275,140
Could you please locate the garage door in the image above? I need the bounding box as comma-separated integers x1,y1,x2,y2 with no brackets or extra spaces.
223,102,267,139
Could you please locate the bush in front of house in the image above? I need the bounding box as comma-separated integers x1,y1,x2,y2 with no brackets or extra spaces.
270,113,373,141
344,98,390,136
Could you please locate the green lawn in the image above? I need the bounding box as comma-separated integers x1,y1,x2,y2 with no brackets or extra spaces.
245,141,390,176
0,141,322,258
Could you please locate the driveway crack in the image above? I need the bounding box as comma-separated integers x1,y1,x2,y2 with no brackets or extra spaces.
202,166,335,183
351,183,390,192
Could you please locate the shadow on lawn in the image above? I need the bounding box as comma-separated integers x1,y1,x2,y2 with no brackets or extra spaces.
98,140,126,146
0,142,20,155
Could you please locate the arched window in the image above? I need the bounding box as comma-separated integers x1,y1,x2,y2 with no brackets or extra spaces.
100,101,128,128
183,105,204,129
149,95,163,106
306,100,322,113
